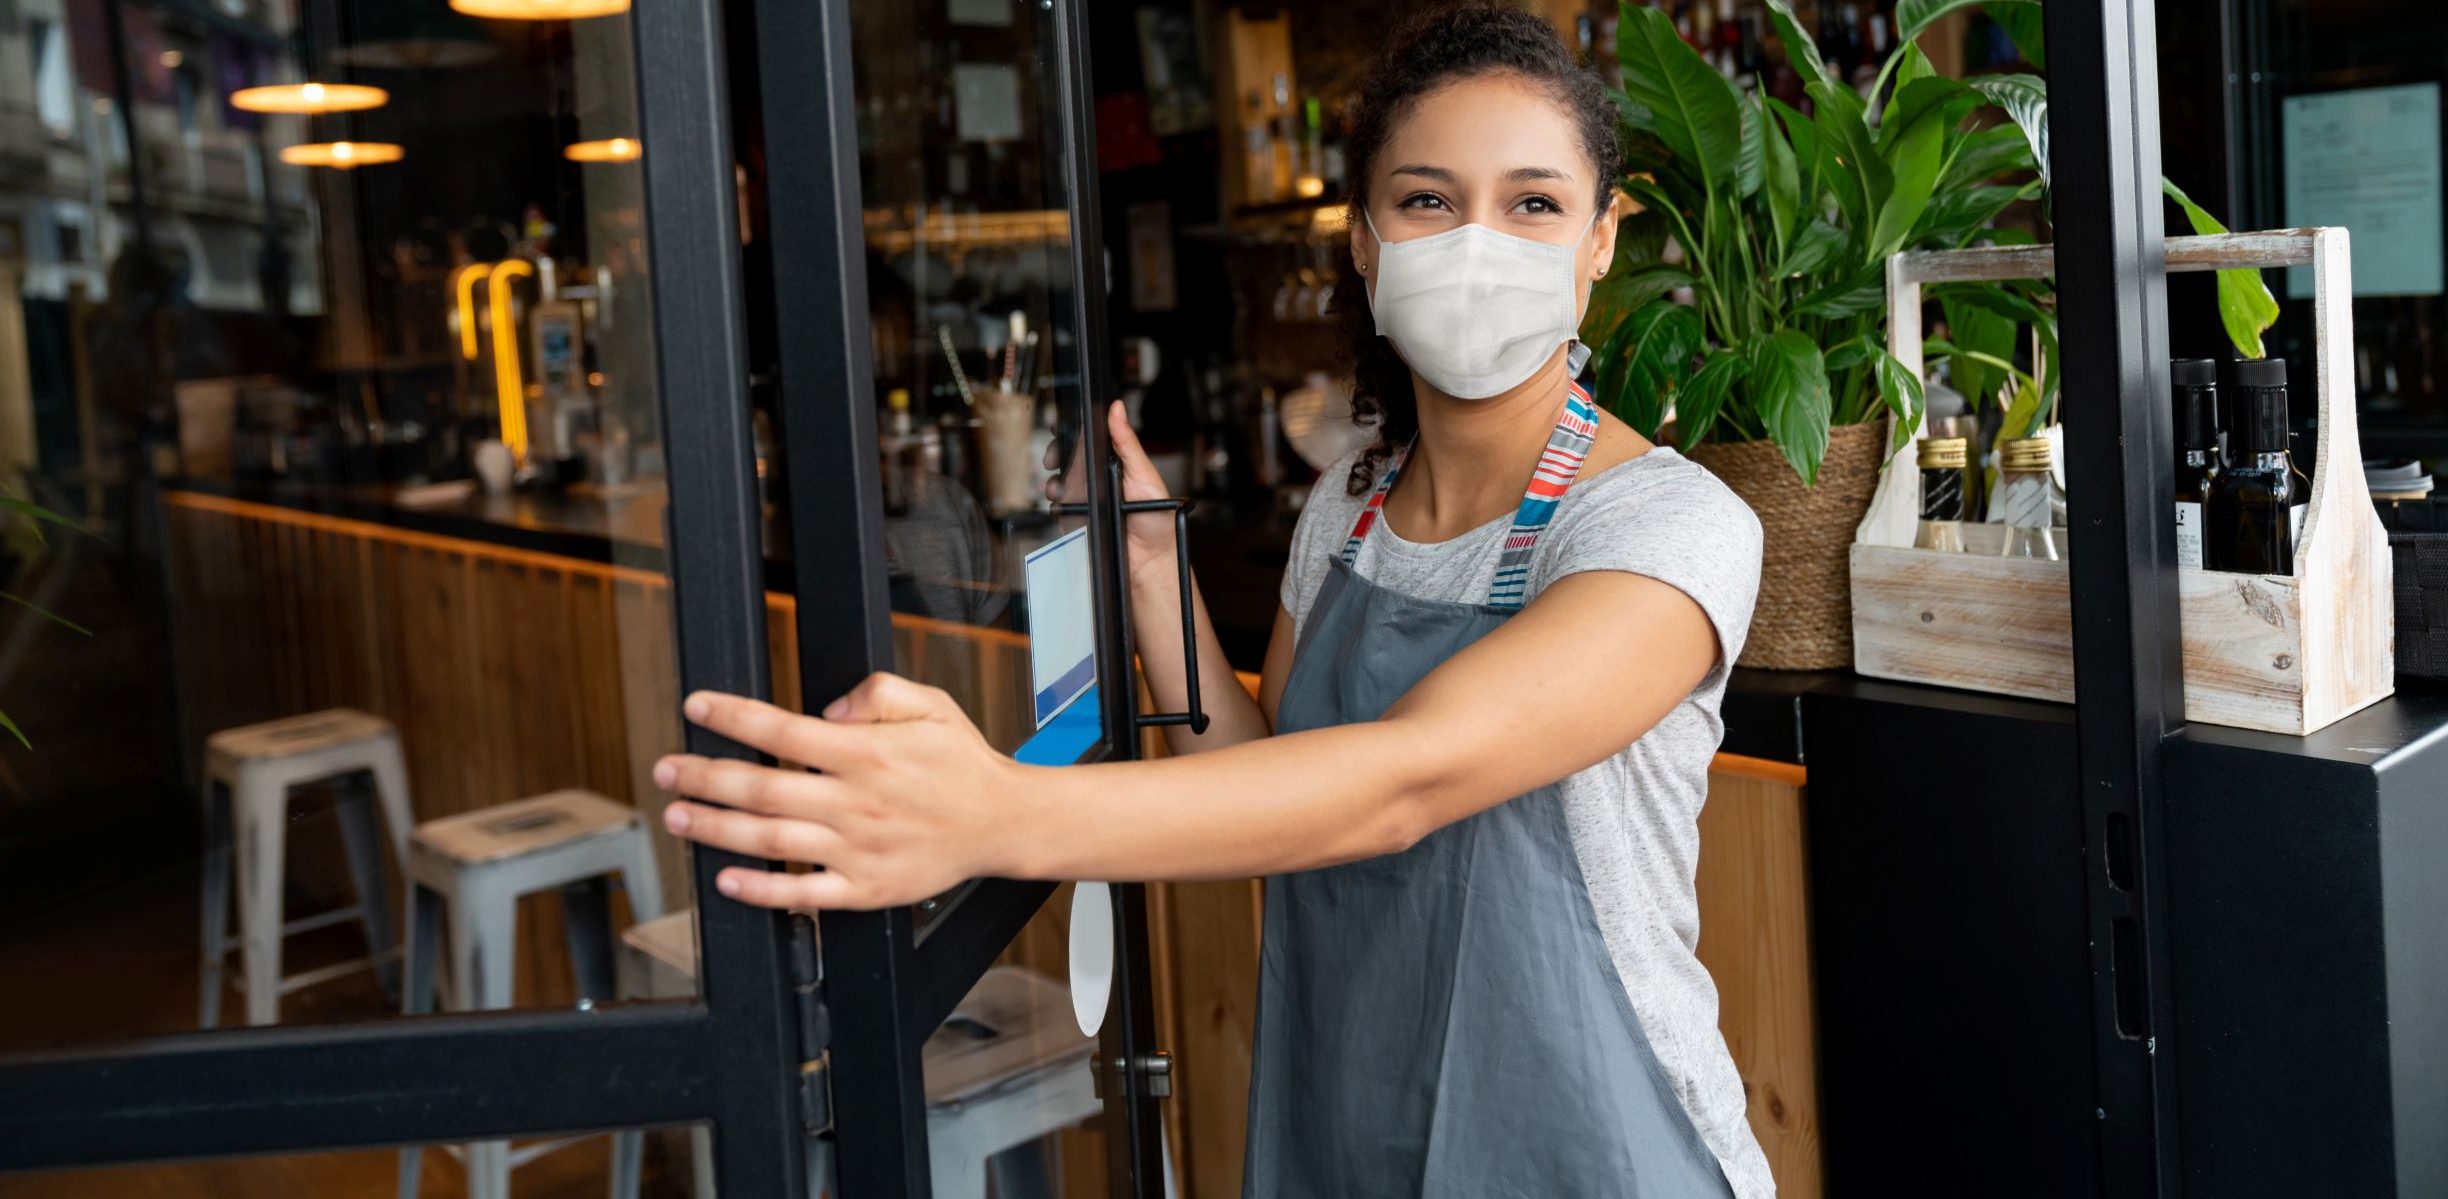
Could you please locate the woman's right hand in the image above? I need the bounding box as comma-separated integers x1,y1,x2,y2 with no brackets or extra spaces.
1106,402,1183,592
1046,401,1180,592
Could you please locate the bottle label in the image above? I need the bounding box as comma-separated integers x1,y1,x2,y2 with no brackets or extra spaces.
2175,501,2203,569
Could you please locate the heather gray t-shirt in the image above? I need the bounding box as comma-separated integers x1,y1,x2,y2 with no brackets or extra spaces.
1280,445,1774,1199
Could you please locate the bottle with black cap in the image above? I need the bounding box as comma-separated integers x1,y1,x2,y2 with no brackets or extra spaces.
2206,357,2298,574
2171,358,2220,569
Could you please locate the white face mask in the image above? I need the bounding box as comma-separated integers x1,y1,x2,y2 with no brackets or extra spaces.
1363,206,1595,400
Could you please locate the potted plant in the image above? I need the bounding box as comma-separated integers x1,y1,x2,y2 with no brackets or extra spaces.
1585,0,2276,669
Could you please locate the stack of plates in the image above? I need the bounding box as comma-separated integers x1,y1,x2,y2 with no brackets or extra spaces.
2366,459,2435,500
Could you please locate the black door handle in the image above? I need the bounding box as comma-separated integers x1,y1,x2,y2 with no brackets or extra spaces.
1053,492,1209,738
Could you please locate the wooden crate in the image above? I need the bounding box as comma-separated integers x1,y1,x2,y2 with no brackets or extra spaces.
1850,228,2393,735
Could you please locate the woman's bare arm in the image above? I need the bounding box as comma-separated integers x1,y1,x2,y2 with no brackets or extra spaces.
657,568,1716,908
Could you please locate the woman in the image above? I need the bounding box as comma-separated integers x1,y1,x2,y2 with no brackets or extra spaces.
657,5,1771,1194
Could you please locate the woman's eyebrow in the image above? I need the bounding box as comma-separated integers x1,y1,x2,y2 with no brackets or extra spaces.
1388,163,1456,183
1506,165,1572,183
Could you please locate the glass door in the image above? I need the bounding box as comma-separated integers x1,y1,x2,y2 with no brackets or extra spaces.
0,0,813,1192
741,0,1167,1192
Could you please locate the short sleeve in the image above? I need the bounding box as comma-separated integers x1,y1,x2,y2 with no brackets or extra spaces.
1279,449,1374,637
1535,452,1764,682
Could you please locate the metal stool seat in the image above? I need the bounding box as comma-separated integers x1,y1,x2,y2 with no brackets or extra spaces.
199,708,415,1028
610,911,1142,1199
397,789,666,1199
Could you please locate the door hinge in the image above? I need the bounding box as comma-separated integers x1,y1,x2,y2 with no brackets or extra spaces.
1090,1050,1174,1101
789,914,833,1135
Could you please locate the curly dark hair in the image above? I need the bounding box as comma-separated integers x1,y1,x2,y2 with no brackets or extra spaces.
1335,2,1623,495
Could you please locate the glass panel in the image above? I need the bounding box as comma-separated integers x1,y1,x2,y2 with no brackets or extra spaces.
0,0,708,1051
915,885,1116,1199
824,0,1105,767
794,1,1127,1194
0,1123,707,1197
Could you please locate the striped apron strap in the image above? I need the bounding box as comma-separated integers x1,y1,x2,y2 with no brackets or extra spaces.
1339,444,1411,565
1339,381,1600,606
1487,382,1600,610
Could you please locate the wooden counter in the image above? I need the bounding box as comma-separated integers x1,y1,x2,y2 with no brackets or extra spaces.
163,487,1821,1197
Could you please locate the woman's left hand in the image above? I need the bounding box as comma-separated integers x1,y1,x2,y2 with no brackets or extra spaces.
653,673,1027,910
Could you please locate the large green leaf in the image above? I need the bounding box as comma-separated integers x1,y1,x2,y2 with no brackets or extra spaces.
1747,329,1834,484
1620,125,1680,178
1615,207,1673,264
1870,87,1958,256
1824,337,1876,373
1793,262,1889,317
1809,81,1891,255
2164,177,2282,359
1779,218,1848,278
1971,74,2050,190
1770,98,1830,222
1737,97,1766,199
1617,3,1747,190
1581,207,1674,344
1581,261,1695,348
1762,98,1802,246
1762,0,1833,94
1676,349,1748,449
1941,293,2018,405
1890,40,1936,101
1879,75,1979,155
0,707,24,751
1939,124,2038,189
1897,0,2003,42
1872,348,1929,449
1982,0,2047,68
1912,183,2032,246
1602,301,1705,438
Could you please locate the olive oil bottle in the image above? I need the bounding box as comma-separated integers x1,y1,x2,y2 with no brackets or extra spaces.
2170,358,2219,569
2206,358,2297,574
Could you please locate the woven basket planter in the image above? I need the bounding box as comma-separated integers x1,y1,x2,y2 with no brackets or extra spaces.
1687,419,1885,671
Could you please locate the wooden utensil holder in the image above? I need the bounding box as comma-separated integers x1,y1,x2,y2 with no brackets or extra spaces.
1849,227,2393,735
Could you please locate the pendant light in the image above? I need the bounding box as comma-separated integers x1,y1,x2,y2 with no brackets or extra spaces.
450,0,630,20
563,137,640,163
280,141,405,169
231,82,388,115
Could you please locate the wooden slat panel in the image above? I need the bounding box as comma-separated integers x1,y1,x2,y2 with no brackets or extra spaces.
1695,766,1822,1199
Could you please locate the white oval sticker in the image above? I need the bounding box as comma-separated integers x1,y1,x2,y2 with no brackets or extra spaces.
1068,881,1114,1037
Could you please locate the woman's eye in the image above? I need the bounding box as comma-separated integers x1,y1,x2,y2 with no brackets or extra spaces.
1518,195,1563,215
1397,193,1448,211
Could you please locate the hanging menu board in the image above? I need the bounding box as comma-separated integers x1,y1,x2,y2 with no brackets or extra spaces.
2283,82,2444,298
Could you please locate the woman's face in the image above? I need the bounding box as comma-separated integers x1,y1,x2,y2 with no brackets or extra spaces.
1351,72,1619,323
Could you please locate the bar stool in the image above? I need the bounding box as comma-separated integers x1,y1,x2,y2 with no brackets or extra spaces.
396,789,666,1199
199,708,415,1028
610,911,1153,1199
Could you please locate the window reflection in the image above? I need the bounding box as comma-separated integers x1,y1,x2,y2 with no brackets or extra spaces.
0,0,695,1054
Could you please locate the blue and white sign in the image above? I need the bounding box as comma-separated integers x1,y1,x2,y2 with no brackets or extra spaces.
1015,527,1099,766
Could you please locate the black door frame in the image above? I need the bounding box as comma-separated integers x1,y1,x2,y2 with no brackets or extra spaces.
0,0,812,1190
749,0,1165,1193
2049,0,2189,1194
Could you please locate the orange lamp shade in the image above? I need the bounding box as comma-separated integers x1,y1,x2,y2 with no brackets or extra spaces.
449,0,628,19
231,82,389,115
279,141,405,169
564,137,641,163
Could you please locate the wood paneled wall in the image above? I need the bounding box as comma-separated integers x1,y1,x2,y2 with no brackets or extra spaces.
164,491,1819,1198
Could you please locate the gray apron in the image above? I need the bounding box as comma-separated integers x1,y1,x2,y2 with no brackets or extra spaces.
1242,386,1734,1198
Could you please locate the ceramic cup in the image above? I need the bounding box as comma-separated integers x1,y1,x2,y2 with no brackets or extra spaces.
472,439,515,496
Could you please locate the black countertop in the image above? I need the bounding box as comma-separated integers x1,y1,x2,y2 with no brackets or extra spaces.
192,477,2448,770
